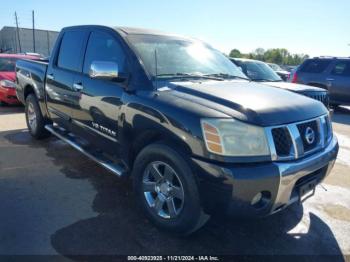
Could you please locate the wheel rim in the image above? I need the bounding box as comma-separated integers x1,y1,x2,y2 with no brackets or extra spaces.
142,161,185,219
27,102,37,131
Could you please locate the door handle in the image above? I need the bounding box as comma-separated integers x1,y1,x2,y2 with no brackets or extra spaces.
47,74,54,80
73,83,84,91
326,78,334,81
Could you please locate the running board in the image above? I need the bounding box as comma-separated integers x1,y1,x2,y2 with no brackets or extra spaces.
45,124,126,177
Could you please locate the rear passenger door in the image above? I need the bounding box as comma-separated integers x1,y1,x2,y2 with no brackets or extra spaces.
46,29,88,128
327,60,350,104
70,29,128,155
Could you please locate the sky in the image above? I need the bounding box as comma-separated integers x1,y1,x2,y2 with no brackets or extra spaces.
1,0,349,57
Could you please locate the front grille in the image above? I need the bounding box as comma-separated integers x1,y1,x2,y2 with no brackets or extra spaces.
268,115,330,161
271,127,293,157
303,92,329,108
297,120,320,152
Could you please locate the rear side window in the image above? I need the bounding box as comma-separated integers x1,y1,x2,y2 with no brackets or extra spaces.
57,31,86,72
83,31,127,74
300,59,331,73
331,61,350,77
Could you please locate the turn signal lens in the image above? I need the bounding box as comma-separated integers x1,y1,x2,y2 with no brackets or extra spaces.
202,122,223,154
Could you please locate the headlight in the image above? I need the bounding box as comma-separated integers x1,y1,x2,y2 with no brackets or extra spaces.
0,80,16,88
201,118,270,157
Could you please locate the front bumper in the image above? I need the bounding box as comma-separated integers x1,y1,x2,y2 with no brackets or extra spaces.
192,136,339,217
0,86,21,104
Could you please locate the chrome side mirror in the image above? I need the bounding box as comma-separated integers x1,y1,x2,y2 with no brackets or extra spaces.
89,61,119,80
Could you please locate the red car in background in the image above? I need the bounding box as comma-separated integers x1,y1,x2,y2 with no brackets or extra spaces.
0,54,39,105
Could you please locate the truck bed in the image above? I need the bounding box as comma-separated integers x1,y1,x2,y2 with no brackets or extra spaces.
16,59,48,105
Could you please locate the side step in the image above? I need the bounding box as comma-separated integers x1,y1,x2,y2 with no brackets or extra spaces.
45,124,126,177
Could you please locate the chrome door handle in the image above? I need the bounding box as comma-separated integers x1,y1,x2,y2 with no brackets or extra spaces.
73,83,84,91
47,74,54,80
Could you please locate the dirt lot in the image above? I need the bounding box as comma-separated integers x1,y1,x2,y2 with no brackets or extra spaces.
0,105,349,260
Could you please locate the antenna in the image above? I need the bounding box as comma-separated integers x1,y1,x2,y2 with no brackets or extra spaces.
154,48,158,89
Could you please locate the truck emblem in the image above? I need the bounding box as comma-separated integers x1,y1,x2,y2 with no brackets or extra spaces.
305,127,315,144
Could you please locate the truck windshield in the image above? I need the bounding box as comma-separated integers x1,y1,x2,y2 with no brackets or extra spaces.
127,34,248,80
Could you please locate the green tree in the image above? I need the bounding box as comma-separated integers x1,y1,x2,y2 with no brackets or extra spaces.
229,49,242,58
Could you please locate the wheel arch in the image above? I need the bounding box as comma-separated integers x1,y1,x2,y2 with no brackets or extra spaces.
124,128,193,173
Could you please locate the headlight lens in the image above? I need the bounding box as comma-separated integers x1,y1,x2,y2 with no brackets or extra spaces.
201,118,270,156
0,80,16,88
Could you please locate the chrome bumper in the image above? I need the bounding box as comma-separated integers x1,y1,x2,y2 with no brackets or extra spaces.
272,135,338,213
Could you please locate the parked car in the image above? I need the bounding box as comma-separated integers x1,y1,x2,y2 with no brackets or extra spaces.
290,57,350,107
0,54,39,105
267,63,290,81
231,58,329,108
16,25,338,235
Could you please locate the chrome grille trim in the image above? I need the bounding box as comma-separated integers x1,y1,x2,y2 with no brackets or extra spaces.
266,114,331,161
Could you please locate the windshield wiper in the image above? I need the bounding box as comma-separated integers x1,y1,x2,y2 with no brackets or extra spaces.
156,73,224,81
204,73,250,81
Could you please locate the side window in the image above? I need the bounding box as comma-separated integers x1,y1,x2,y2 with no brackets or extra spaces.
83,31,127,74
57,31,86,72
300,59,331,73
331,61,350,77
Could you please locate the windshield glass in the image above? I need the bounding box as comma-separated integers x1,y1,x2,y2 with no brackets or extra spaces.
269,63,282,71
0,58,17,72
127,34,248,80
238,61,282,82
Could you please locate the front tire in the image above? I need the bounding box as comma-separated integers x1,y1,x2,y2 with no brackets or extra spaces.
133,143,209,235
25,94,51,139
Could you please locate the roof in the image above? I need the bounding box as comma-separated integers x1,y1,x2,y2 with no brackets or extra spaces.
115,26,172,36
0,26,59,34
230,57,264,63
311,56,350,60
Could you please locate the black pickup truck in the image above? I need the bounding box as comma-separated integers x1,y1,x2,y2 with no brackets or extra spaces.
16,25,338,235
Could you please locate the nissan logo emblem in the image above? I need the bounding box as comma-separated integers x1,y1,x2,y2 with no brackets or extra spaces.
305,127,315,145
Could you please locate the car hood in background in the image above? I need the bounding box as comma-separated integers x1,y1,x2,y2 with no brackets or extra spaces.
0,72,15,81
275,70,290,75
263,81,325,93
167,80,327,127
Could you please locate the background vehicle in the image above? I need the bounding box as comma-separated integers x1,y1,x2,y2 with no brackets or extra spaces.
231,58,329,108
267,62,290,81
16,26,338,235
290,57,350,107
0,54,39,105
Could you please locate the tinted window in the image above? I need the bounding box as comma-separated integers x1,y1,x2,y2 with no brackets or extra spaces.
83,31,126,74
300,59,331,73
331,61,350,76
0,58,17,71
57,31,86,72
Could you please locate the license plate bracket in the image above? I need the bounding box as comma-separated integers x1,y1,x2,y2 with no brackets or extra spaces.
299,179,317,203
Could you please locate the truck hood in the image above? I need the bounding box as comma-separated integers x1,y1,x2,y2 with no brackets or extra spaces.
167,80,327,127
263,81,325,93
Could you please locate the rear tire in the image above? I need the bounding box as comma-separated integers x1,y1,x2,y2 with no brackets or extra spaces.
25,94,51,139
132,143,209,235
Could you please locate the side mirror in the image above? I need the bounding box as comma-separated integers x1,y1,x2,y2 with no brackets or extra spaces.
89,61,120,80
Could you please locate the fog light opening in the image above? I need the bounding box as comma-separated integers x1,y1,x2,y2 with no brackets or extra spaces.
251,191,271,209
251,193,262,206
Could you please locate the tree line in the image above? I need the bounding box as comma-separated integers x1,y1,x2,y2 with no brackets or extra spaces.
229,48,309,66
